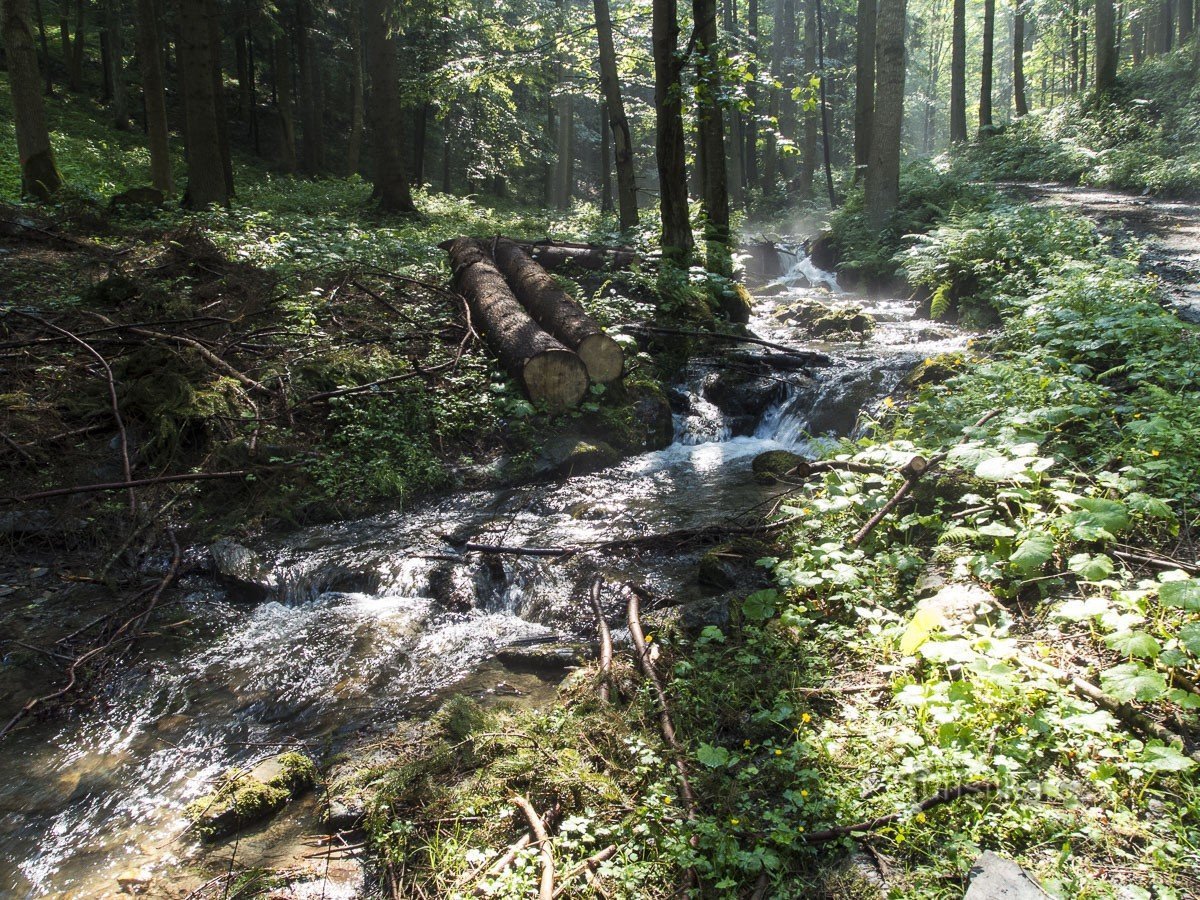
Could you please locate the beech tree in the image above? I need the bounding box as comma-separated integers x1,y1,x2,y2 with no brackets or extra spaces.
949,0,966,141
3,0,63,198
363,0,416,213
593,0,638,229
865,0,907,229
652,0,693,262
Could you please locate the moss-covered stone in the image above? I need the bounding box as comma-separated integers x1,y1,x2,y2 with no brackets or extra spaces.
536,436,621,478
717,283,753,324
698,537,772,589
901,352,966,390
185,752,316,841
752,450,805,485
775,299,874,339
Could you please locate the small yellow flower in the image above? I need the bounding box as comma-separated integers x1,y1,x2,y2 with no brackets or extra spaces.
1151,449,1161,457
915,812,926,823
800,789,809,798
895,833,906,844
801,713,812,723
730,817,740,826
743,739,751,748
774,748,783,756
797,825,805,832
663,796,672,805
883,397,895,408
645,634,654,642
1134,412,1143,418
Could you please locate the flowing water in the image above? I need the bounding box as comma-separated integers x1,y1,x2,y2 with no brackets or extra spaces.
0,252,964,898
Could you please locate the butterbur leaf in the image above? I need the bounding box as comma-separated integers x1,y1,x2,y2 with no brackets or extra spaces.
1072,498,1130,534
1178,623,1200,656
1008,531,1055,575
1138,742,1196,773
742,589,779,623
1103,630,1162,660
900,606,944,655
975,456,1034,482
1160,579,1200,611
695,743,731,768
1100,662,1168,702
1068,552,1114,582
1054,596,1110,620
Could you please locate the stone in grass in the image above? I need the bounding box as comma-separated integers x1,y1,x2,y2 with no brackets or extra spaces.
964,851,1048,899
186,752,316,842
752,450,805,485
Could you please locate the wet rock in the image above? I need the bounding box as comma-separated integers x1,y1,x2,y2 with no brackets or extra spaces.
116,868,152,895
752,450,805,485
717,284,753,324
209,539,275,601
535,436,622,478
698,537,771,591
427,560,497,611
109,186,165,210
496,641,589,673
667,387,691,413
964,851,1047,899
805,370,883,436
186,752,316,841
808,232,839,271
644,596,731,637
631,393,675,450
703,368,779,423
916,583,1000,632
775,298,874,339
0,509,57,537
756,281,791,296
901,352,965,390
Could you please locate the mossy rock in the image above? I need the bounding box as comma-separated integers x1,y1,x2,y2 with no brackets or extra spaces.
752,450,805,485
186,752,316,841
717,283,753,324
536,436,622,478
774,298,873,339
698,537,771,590
901,352,966,390
596,374,674,452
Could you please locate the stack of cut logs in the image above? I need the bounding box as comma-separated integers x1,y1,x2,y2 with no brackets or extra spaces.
442,237,633,412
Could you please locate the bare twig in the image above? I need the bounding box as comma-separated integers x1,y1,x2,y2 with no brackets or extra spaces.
800,781,998,843
590,576,613,703
512,797,554,900
550,845,618,899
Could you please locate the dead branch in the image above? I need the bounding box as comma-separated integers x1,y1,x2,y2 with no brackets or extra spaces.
590,576,613,703
4,465,300,504
550,845,618,899
512,796,554,900
848,456,931,548
615,324,833,367
800,781,998,844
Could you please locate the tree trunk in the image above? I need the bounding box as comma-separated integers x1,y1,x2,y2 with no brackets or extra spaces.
69,0,84,90
58,7,69,89
865,0,906,230
815,0,836,207
554,90,573,209
177,0,228,206
444,239,589,411
205,0,233,195
600,99,614,213
1096,0,1117,97
653,0,693,264
1180,0,1193,43
273,34,297,171
3,0,63,198
247,28,259,154
104,0,128,125
363,0,415,212
136,0,171,191
295,0,322,174
1132,13,1143,63
693,0,731,273
979,0,994,128
1014,9,1029,115
1070,0,1080,93
1158,0,1173,52
949,0,965,141
853,0,876,178
412,102,428,186
594,0,639,229
724,0,745,207
744,0,759,189
235,24,249,118
799,0,817,199
346,0,364,176
492,238,624,383
778,0,797,182
516,240,640,272
33,0,50,93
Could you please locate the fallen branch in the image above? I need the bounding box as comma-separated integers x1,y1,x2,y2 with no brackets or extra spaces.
1112,548,1200,575
848,455,930,548
512,796,554,900
590,576,613,703
800,781,998,844
3,466,299,504
550,845,618,899
615,324,832,367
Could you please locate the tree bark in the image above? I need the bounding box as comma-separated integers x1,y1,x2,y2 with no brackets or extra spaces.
979,0,995,128
492,238,624,383
865,0,906,230
3,0,63,198
853,0,876,178
295,0,323,174
363,0,415,212
1180,0,1193,43
799,0,818,199
1014,9,1029,115
204,0,233,194
33,0,50,93
600,99,614,213
516,240,640,272
744,0,759,189
58,6,69,89
345,0,364,176
1157,0,1173,53
136,0,171,191
177,0,228,206
1095,0,1117,98
69,0,84,90
554,90,573,209
272,33,297,171
949,0,966,141
653,0,694,264
594,0,639,229
104,0,128,126
693,0,731,274
445,239,590,411
815,0,835,208
723,0,745,207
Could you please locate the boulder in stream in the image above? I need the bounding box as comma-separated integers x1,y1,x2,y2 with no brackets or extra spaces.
774,298,874,339
534,435,622,478
186,752,316,841
209,539,275,601
752,450,805,485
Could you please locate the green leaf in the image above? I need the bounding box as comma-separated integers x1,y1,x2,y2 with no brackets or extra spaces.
1160,579,1200,611
1070,498,1130,535
742,589,779,623
695,743,731,768
1100,662,1168,702
1008,531,1055,575
975,456,1033,482
1103,630,1162,660
1178,623,1200,656
900,606,944,655
1067,552,1114,582
1138,742,1196,773
978,522,1017,539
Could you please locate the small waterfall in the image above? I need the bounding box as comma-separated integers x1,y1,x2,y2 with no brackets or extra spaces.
775,245,841,292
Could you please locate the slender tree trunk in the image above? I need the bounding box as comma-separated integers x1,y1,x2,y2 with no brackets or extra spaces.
979,0,994,128
1014,8,1029,115
799,0,817,198
413,102,428,186
105,0,128,126
235,23,249,118
865,0,906,230
762,0,783,192
1158,0,1173,52
363,0,415,212
594,0,639,228
554,91,573,209
1070,0,1080,93
58,6,69,88
815,0,835,207
295,0,322,174
693,0,730,273
853,0,876,178
346,0,364,176
1132,12,1143,63
136,0,171,191
1096,0,1116,95
205,0,232,194
177,0,227,206
779,0,797,181
949,0,965,141
724,0,745,206
1080,15,1089,91
248,28,259,155
273,34,297,171
69,0,84,89
744,0,759,189
33,0,50,93
600,99,614,213
1180,0,1193,43
3,0,63,198
653,0,693,263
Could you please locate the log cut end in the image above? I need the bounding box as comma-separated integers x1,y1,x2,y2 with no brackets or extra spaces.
523,349,590,412
576,333,624,383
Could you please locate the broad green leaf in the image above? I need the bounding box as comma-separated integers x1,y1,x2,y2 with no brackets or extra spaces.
742,589,778,623
1008,531,1055,575
1178,623,1200,656
900,606,944,655
1160,579,1200,611
1072,497,1130,534
1054,596,1110,620
978,522,1017,539
1138,742,1196,773
1103,630,1162,660
1067,552,1114,582
975,456,1034,482
1100,662,1168,702
695,743,731,768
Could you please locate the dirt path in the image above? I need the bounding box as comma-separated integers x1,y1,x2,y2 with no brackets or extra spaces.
1005,182,1200,323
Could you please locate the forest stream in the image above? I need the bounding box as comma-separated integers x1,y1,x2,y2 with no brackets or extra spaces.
0,251,967,898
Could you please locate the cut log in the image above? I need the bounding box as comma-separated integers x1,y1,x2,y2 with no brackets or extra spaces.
492,238,624,383
504,238,641,272
445,238,589,412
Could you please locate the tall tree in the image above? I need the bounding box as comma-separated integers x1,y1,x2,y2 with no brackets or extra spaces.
177,0,229,206
593,0,639,229
693,0,731,272
2,0,63,198
723,0,745,206
1157,0,1173,52
744,0,759,189
363,0,416,212
865,0,906,229
295,0,324,174
553,90,573,209
815,0,835,207
1014,3,1029,115
345,0,365,176
136,0,171,191
853,0,876,178
69,0,85,91
652,0,693,262
949,0,966,141
980,0,995,128
1180,0,1193,42
207,0,234,194
273,32,298,171
799,0,818,198
104,0,128,127
599,99,614,213
1095,0,1117,97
